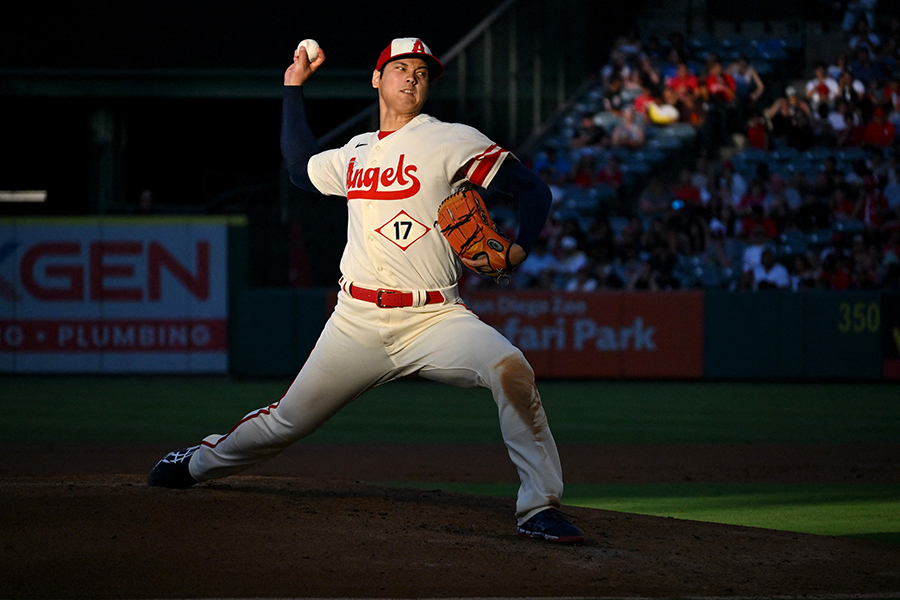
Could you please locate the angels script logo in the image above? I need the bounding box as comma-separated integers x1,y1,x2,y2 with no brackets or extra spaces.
346,154,421,200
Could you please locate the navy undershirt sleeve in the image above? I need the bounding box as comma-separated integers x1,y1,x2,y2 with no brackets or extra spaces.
486,160,552,256
280,86,319,191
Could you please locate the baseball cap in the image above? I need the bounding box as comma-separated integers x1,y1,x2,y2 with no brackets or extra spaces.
375,37,444,79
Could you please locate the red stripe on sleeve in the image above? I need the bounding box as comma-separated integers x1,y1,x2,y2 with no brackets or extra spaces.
466,145,504,186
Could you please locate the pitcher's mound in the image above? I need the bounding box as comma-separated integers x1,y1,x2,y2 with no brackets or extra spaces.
2,475,899,599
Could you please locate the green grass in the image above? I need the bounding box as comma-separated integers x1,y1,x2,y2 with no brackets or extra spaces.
0,377,291,443
1,377,897,542
538,381,900,444
0,378,898,444
390,481,900,544
566,482,900,543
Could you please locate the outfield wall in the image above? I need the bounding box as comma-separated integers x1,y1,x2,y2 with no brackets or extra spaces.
230,288,898,381
1,216,895,379
0,216,247,374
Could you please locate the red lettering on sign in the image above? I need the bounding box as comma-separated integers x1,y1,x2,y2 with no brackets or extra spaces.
148,241,209,301
17,239,211,302
89,242,143,301
0,319,227,352
20,242,85,301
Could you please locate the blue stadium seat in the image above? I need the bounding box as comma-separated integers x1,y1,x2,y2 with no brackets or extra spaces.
779,229,808,255
724,238,746,268
736,147,769,163
697,263,726,288
807,229,834,248
771,146,799,162
632,148,667,169
804,146,835,162
837,147,867,163
609,215,630,237
751,60,773,78
834,219,865,234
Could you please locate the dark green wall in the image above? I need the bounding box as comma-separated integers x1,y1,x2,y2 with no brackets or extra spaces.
230,289,329,378
230,288,889,380
704,290,883,380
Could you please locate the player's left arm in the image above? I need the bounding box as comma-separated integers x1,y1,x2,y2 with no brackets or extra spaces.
482,160,552,268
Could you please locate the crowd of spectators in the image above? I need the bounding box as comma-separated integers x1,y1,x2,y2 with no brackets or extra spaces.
476,5,900,294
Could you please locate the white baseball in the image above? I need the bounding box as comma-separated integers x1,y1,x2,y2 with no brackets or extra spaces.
297,39,319,62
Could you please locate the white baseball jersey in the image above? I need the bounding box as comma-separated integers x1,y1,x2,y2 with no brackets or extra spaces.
307,113,511,291
188,108,566,525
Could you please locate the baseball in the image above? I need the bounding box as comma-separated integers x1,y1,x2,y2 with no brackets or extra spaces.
297,39,319,62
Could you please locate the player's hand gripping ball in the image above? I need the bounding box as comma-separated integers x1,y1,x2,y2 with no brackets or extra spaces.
437,186,514,279
297,39,319,62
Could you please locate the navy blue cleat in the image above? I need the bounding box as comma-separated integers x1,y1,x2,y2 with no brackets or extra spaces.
147,445,200,488
517,508,584,543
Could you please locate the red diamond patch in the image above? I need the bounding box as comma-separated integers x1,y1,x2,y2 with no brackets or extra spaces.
376,210,431,251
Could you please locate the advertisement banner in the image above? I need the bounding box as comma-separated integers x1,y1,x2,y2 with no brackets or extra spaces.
463,290,704,378
0,217,231,373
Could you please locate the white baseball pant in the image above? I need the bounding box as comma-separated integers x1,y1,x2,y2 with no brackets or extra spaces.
189,289,565,524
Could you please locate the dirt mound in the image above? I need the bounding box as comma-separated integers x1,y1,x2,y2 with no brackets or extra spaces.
2,474,899,599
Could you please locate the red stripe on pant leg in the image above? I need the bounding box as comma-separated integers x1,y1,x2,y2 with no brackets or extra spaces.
201,398,283,448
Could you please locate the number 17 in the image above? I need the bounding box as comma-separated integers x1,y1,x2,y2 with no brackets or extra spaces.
394,221,412,240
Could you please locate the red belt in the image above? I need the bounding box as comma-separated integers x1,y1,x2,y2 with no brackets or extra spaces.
348,284,444,308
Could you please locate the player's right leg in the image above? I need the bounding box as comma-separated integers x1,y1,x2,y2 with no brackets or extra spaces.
148,296,392,487
405,309,583,542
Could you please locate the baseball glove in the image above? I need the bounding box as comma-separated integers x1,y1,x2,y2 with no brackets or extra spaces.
437,186,513,279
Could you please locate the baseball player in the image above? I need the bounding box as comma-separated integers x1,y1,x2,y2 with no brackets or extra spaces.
149,37,584,543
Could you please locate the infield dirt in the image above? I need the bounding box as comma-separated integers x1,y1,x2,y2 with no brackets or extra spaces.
1,443,899,598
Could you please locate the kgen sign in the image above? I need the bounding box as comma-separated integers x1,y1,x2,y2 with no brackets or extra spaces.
0,217,234,373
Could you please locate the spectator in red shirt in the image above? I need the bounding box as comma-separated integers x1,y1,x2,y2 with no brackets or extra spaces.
571,152,597,189
819,252,852,289
595,154,624,192
671,168,702,206
740,204,780,238
745,111,769,149
632,83,656,117
838,109,868,147
666,62,699,97
862,107,897,147
856,177,890,226
738,179,769,214
705,57,737,103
